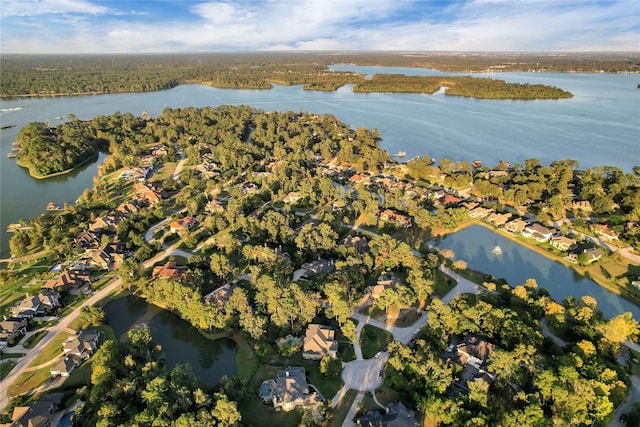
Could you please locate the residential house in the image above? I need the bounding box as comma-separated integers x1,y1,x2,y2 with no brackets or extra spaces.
504,218,527,234
90,242,125,270
355,401,420,427
205,199,225,214
301,258,336,278
302,324,338,360
43,270,91,292
63,329,100,360
572,200,592,213
342,235,370,253
0,317,28,342
170,216,197,234
74,230,101,250
469,207,493,219
522,223,555,242
152,261,189,281
118,166,152,181
592,224,619,241
455,336,496,386
242,183,259,194
10,292,61,319
486,212,512,227
271,367,318,411
378,209,412,228
584,248,604,263
283,191,304,204
115,201,140,217
550,236,577,252
442,195,461,206
89,215,121,233
5,394,62,427
349,173,371,184
133,182,162,205
50,355,82,378
204,284,236,311
489,170,509,179
462,202,479,211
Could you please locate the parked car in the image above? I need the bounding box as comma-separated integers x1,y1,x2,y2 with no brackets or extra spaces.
378,370,384,379
374,351,382,358
620,413,628,423
447,344,455,352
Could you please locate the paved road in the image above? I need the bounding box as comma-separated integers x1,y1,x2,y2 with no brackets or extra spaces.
0,243,186,413
609,375,640,427
541,317,568,348
439,265,482,304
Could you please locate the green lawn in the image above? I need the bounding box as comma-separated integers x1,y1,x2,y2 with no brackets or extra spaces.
238,398,303,427
23,331,48,349
360,325,393,360
8,366,51,397
433,268,456,296
328,389,358,427
1,361,17,380
1,352,25,360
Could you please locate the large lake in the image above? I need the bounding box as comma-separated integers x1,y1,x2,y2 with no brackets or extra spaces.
0,67,637,256
103,295,237,386
433,225,640,320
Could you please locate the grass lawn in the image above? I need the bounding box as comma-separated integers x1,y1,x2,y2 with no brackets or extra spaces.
1,361,17,380
1,352,25,360
389,309,422,328
59,358,92,389
360,325,393,360
338,343,356,363
23,331,48,349
8,366,51,397
238,398,303,427
234,332,260,380
328,389,358,427
29,332,71,367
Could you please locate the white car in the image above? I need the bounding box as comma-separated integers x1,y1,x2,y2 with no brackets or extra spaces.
413,328,421,335
374,351,382,358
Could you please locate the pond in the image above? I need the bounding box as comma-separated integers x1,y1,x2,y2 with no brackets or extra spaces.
432,225,640,320
103,295,237,386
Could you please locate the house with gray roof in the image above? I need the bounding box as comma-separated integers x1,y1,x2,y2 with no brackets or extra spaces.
271,367,318,411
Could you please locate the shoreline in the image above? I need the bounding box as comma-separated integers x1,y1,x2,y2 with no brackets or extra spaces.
16,154,99,180
430,219,639,307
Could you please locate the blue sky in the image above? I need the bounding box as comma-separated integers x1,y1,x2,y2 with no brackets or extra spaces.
1,0,638,53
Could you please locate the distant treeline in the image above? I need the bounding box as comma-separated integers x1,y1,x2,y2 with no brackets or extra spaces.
354,74,573,99
1,52,635,98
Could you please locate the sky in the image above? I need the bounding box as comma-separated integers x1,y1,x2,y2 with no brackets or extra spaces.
0,0,638,53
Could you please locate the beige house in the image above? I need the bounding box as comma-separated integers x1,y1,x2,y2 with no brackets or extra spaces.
504,218,527,234
550,236,577,251
303,324,338,360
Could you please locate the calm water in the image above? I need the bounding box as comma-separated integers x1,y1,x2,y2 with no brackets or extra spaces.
103,295,237,385
433,225,640,320
0,70,637,256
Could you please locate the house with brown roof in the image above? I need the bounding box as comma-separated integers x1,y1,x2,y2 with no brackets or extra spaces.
0,317,28,342
169,216,197,234
133,182,162,205
522,223,555,242
10,292,61,319
592,224,619,241
442,195,461,206
486,212,512,226
5,394,62,427
342,235,370,253
152,261,189,281
504,218,527,234
469,206,493,219
115,201,140,217
74,230,101,250
454,336,496,386
204,283,236,311
379,209,412,228
303,324,338,360
271,367,318,411
43,270,91,292
89,215,121,233
283,191,304,204
550,235,577,252
90,242,124,270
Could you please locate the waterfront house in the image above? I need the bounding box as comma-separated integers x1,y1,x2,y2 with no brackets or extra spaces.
152,261,189,281
584,248,604,263
302,324,338,360
0,317,28,342
271,367,318,411
550,236,577,252
504,218,527,234
204,283,236,311
486,212,512,227
6,394,62,427
522,223,555,242
469,207,493,219
63,329,100,360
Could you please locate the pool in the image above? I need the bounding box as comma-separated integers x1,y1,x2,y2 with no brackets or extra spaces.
57,411,74,427
259,383,273,398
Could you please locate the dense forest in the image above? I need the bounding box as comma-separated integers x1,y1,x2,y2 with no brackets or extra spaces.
353,74,573,99
4,106,640,426
2,52,635,98
15,117,109,177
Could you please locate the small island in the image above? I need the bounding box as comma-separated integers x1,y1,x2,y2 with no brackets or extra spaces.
353,74,573,99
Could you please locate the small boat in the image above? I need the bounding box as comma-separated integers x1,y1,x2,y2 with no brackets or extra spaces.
492,245,502,255
472,160,482,168
46,202,62,211
7,153,16,158
395,151,406,157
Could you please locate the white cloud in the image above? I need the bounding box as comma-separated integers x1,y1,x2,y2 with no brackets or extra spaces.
1,0,638,52
0,0,109,16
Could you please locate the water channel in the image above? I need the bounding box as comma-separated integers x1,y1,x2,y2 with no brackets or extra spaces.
103,295,237,386
432,225,640,320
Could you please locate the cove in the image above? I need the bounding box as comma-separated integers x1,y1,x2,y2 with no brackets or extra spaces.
432,225,640,320
103,295,237,386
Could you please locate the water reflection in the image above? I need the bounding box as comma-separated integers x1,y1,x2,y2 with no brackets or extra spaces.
104,295,237,385
434,225,639,320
